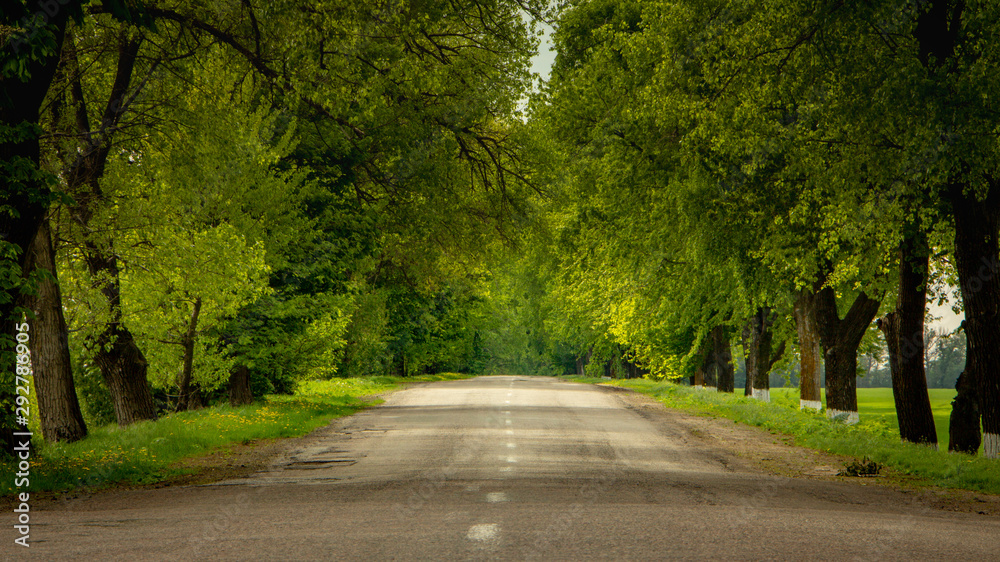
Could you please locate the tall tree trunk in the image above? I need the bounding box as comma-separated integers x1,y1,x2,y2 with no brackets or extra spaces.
62,32,157,427
876,233,938,446
711,325,734,392
95,327,158,425
947,183,1000,458
795,290,823,411
741,324,752,396
912,0,997,458
23,217,87,442
691,367,704,387
176,297,203,412
702,336,718,390
1,6,75,454
744,308,776,402
812,279,881,424
85,244,158,425
577,346,592,376
948,350,980,454
742,320,755,397
229,364,253,406
693,344,708,387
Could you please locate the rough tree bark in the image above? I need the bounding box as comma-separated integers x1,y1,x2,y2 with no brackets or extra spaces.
876,234,938,446
795,290,823,411
1,4,76,454
61,31,158,426
812,278,881,424
692,344,708,388
229,364,253,406
948,330,980,454
743,308,780,402
914,0,998,458
947,183,1000,457
176,297,203,412
740,325,753,397
701,334,718,390
711,325,734,392
22,217,88,443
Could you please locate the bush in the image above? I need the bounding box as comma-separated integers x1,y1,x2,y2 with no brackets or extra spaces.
74,360,116,427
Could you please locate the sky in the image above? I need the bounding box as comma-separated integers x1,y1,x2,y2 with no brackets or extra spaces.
928,294,964,333
528,22,556,85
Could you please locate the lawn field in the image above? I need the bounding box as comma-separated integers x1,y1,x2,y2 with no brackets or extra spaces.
770,387,958,447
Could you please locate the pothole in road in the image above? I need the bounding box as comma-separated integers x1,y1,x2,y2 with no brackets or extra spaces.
285,459,357,469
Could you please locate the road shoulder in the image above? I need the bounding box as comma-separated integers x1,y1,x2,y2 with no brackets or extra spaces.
599,382,1000,517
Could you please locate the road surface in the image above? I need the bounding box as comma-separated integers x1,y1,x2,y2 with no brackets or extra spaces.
9,376,1000,560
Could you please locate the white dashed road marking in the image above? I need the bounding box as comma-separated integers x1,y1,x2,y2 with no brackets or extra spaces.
466,523,500,542
485,492,509,503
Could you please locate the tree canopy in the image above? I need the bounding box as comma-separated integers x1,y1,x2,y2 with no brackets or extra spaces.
2,0,997,458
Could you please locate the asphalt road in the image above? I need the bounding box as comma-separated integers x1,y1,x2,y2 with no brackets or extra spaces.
9,376,1000,560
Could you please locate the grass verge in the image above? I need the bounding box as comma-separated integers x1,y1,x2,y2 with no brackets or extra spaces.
2,373,470,497
564,376,1000,496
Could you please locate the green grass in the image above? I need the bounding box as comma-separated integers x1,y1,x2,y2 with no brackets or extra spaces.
564,377,1000,496
2,373,470,497
768,387,959,452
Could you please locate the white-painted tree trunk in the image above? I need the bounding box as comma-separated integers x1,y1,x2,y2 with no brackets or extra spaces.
751,388,770,402
985,433,999,459
827,409,859,425
800,399,822,411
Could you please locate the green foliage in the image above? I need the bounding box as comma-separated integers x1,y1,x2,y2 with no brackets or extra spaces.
338,290,392,378
73,359,116,427
124,224,271,391
1,2,74,441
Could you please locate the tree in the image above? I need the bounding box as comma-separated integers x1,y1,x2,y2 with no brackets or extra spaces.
949,324,980,454
124,226,269,410
743,308,785,402
1,0,84,453
22,217,87,442
711,325,735,393
796,0,1000,455
47,19,162,427
794,290,822,411
877,232,938,446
